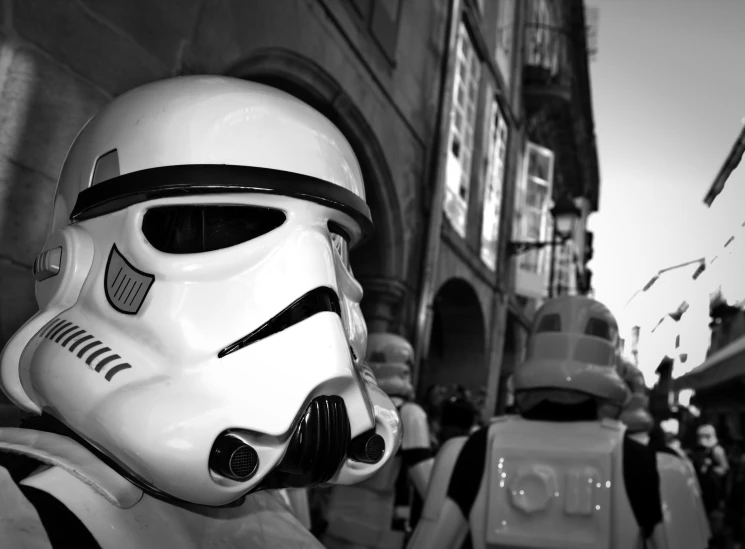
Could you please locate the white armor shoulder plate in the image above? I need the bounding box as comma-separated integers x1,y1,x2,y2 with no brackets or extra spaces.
0,428,324,549
0,427,142,508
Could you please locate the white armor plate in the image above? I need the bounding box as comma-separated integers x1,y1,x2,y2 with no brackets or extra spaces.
484,419,623,549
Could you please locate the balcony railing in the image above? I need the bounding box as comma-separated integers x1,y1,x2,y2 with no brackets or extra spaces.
523,22,573,94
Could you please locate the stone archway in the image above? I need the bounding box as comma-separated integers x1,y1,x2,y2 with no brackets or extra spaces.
419,278,487,397
228,48,408,332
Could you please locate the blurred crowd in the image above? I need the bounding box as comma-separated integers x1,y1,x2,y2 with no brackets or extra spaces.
651,407,745,549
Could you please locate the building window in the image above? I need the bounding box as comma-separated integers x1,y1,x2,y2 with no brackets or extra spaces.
444,23,482,239
350,0,402,62
480,96,509,271
494,0,516,87
517,142,554,274
525,0,560,76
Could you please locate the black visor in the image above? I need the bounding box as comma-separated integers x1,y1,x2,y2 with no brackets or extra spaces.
142,205,287,254
71,165,374,246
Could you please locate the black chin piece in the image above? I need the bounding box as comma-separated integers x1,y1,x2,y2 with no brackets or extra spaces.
261,395,350,489
258,395,385,491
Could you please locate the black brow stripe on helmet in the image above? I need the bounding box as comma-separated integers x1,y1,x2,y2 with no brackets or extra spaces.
70,165,374,247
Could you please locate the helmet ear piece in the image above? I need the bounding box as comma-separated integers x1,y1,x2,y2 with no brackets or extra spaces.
0,225,94,412
35,225,95,312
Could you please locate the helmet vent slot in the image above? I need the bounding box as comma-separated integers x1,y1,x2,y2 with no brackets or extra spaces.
91,149,121,186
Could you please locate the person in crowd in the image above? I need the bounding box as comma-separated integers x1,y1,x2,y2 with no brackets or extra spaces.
724,439,745,549
437,388,479,444
422,384,448,449
472,387,488,428
689,423,730,544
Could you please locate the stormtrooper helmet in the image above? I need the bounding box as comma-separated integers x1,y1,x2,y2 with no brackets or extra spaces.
366,333,415,399
514,296,630,418
0,76,402,507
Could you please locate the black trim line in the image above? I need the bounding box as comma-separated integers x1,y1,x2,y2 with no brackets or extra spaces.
39,319,62,338
77,341,101,359
94,354,120,372
69,334,93,352
62,329,86,347
48,321,72,340
54,325,78,343
70,165,374,246
86,347,110,366
104,363,132,381
219,287,342,358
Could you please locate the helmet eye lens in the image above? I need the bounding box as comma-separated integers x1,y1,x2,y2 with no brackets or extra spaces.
142,205,286,254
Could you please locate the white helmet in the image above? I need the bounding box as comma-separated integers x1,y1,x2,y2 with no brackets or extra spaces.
366,333,415,399
0,76,402,506
514,296,630,415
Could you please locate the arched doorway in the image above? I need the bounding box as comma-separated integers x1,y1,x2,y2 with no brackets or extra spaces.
419,278,487,397
228,48,408,333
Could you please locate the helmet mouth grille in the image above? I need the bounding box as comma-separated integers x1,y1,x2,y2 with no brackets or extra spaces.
228,445,259,479
209,432,260,482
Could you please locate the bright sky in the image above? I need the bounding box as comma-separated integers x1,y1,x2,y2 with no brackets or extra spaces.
587,0,745,383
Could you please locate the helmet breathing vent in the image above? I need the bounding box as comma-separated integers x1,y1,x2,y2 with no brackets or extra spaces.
349,430,385,464
229,445,259,478
209,432,260,482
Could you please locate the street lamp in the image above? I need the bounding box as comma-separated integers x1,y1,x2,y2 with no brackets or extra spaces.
552,194,582,240
507,194,581,298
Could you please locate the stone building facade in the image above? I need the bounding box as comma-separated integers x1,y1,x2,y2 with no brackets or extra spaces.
0,0,600,422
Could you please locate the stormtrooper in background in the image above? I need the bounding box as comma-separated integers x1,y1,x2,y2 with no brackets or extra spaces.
322,333,434,549
406,295,709,549
0,75,403,548
617,359,712,549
